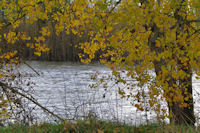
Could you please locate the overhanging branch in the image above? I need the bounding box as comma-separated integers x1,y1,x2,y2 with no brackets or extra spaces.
0,81,65,122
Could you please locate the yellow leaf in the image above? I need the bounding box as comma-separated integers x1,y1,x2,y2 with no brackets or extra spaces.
34,52,41,56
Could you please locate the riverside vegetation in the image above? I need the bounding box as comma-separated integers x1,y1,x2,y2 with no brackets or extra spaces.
0,119,199,133
0,0,200,132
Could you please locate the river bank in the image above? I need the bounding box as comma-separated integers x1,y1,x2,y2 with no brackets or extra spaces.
0,119,198,133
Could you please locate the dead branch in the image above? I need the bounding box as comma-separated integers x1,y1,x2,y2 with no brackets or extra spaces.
0,81,64,122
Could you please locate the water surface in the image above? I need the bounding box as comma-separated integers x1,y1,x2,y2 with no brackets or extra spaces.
19,61,200,125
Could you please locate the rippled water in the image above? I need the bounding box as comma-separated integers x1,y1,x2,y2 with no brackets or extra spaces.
19,61,200,125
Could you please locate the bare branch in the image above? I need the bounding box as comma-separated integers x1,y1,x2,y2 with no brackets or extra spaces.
0,81,65,122
109,0,122,13
23,61,40,76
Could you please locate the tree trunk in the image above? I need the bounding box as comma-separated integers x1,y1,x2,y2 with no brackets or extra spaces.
153,61,195,125
140,0,195,125
149,23,195,126
168,72,195,125
170,0,195,125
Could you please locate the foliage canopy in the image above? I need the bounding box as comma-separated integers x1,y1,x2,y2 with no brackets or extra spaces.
0,0,200,125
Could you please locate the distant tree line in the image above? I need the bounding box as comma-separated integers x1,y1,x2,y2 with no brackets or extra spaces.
0,15,101,62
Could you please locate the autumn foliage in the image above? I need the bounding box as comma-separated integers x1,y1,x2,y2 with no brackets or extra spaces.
0,0,199,125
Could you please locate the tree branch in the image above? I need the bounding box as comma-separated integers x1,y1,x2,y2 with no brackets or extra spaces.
23,61,40,76
109,0,122,13
188,19,200,23
0,81,65,122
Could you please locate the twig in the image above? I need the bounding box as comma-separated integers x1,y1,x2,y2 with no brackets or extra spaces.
23,61,40,76
0,81,64,122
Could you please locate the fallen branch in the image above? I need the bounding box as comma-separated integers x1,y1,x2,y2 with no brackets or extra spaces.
0,81,64,122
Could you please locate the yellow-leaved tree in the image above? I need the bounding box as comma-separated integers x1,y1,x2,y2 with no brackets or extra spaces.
64,0,199,125
0,0,50,122
0,0,200,126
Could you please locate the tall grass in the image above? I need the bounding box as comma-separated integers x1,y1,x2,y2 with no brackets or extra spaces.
0,118,199,133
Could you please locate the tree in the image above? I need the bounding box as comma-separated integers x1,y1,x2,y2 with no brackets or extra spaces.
0,0,50,122
73,0,200,125
0,0,199,126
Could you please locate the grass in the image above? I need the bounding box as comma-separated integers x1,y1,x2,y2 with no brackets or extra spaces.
0,119,199,133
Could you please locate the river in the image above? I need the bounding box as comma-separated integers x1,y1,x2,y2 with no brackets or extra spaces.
17,61,200,126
